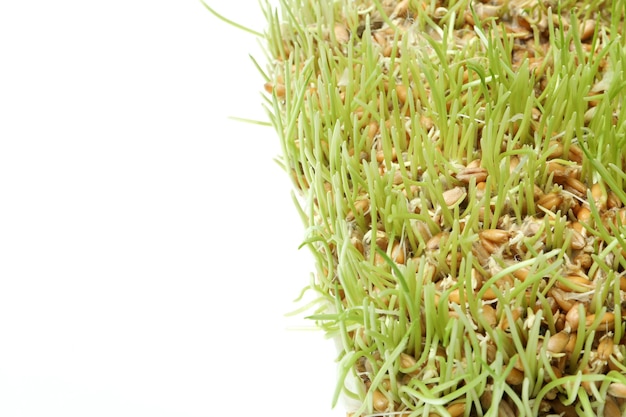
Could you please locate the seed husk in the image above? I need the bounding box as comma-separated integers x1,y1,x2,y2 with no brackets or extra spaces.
569,228,586,250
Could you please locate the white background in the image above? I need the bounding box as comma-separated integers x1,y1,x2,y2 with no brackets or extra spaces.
0,1,345,416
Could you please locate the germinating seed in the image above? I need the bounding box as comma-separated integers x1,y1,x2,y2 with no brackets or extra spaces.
252,0,626,415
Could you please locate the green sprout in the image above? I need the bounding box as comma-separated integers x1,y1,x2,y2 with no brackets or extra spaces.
205,0,626,415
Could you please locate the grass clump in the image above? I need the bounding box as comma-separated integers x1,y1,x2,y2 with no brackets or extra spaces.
229,0,626,415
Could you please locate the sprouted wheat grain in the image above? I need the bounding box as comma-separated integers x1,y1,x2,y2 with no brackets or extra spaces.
260,0,626,415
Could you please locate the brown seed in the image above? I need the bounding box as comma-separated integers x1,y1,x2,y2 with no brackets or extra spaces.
413,220,432,241
464,9,477,26
505,367,524,385
608,191,623,209
484,341,497,364
618,208,626,227
480,389,493,409
555,275,593,293
591,182,607,210
376,147,397,163
568,144,583,163
499,307,523,331
547,140,564,159
546,330,570,354
570,221,584,233
393,170,404,185
603,396,621,417
550,288,576,312
400,352,417,372
597,335,614,361
442,187,466,207
391,241,405,264
373,31,387,48
584,106,597,123
565,303,582,330
426,232,448,251
372,250,385,267
481,304,498,328
474,3,502,20
446,403,465,417
350,237,364,255
565,177,587,197
480,238,499,255
448,289,461,304
393,83,408,104
420,115,434,131
573,252,592,270
482,287,498,301
539,296,558,316
513,267,529,282
372,389,389,411
333,24,349,44
564,332,577,355
550,365,563,379
346,199,370,221
392,0,409,17
466,159,481,169
581,367,601,395
498,401,517,417
472,240,491,265
580,19,596,41
264,82,286,97
475,181,487,199
537,192,562,211
586,312,615,331
577,206,592,223
547,160,568,177
480,229,510,245
608,382,626,399
367,121,379,140
508,155,520,174
554,355,567,375
379,378,392,391
549,400,578,417
456,166,488,184
371,230,388,250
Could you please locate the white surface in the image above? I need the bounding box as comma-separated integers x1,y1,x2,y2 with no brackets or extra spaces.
0,1,345,416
